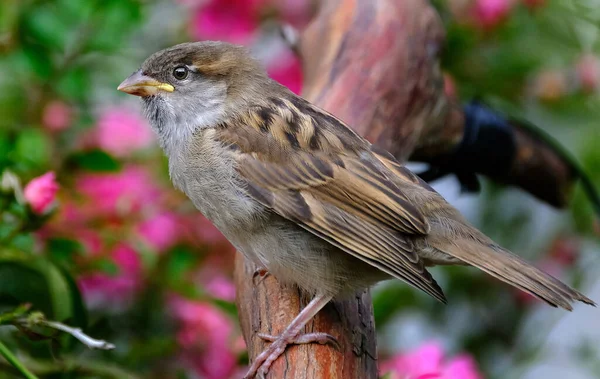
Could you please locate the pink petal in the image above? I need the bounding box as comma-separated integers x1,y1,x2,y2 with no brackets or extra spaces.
78,244,142,309
204,274,236,301
472,0,513,29
95,107,154,157
190,0,259,44
42,101,73,131
443,355,483,379
267,49,303,94
576,54,600,93
24,172,59,214
137,212,182,252
76,166,162,216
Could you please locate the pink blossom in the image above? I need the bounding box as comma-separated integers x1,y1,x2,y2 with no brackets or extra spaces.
79,230,104,256
190,0,264,44
95,107,154,157
170,297,238,379
443,355,482,379
267,49,303,94
76,166,161,216
472,0,514,29
204,274,236,301
78,244,142,309
381,342,482,379
24,172,59,214
42,101,73,131
273,0,315,27
576,54,600,94
137,212,182,252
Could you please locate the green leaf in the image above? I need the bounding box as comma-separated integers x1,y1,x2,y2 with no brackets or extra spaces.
47,238,84,267
95,258,119,276
20,43,54,80
166,246,201,285
212,298,238,317
86,0,143,52
56,66,90,102
14,129,52,167
0,250,74,323
22,4,71,51
0,0,19,44
69,149,121,172
58,266,88,329
373,283,419,327
0,134,11,169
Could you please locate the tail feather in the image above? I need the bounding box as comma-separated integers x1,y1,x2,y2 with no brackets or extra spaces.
431,239,595,311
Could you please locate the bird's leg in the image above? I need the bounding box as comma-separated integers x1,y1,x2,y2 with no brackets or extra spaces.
243,293,336,379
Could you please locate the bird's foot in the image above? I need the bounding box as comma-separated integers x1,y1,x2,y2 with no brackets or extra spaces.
243,331,339,379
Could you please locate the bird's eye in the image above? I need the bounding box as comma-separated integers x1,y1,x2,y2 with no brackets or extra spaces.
173,66,188,80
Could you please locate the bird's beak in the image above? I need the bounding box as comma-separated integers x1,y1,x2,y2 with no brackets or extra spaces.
117,70,174,97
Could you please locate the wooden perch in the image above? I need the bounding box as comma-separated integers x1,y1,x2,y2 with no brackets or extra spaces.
235,0,582,377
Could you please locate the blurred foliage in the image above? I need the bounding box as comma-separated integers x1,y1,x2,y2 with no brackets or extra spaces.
0,0,598,378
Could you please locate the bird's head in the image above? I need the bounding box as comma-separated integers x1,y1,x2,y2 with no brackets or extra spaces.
118,41,272,148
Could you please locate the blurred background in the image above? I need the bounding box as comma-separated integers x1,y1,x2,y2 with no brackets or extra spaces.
0,0,599,378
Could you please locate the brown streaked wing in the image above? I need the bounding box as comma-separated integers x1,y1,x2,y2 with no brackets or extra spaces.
220,109,445,301
243,177,446,303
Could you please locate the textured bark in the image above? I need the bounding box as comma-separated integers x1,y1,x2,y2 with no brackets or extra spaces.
235,0,579,377
235,258,377,379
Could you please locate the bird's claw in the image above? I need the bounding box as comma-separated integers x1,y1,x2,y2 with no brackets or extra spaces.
243,331,340,378
257,332,340,350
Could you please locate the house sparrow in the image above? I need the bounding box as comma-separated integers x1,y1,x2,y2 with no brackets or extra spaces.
118,41,595,378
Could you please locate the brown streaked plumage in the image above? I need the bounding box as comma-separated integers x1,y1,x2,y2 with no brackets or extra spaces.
118,41,595,379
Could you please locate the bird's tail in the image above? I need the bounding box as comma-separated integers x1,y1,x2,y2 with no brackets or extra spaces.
429,230,595,310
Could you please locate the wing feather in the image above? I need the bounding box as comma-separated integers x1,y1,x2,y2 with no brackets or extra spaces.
217,101,446,302
236,147,446,302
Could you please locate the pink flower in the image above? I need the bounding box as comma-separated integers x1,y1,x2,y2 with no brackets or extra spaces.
576,54,600,94
190,0,264,44
42,101,73,131
170,296,238,379
267,49,303,94
443,355,482,379
381,342,482,379
273,0,315,27
78,244,142,310
76,166,162,216
95,107,154,157
204,274,236,301
137,212,182,252
472,0,514,29
24,172,59,214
